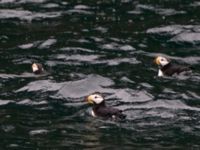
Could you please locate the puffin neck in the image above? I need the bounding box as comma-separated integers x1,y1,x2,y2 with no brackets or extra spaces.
94,101,106,108
161,62,171,71
92,101,106,116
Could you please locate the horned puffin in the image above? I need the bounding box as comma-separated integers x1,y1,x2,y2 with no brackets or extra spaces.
32,63,44,74
154,56,191,77
85,93,126,120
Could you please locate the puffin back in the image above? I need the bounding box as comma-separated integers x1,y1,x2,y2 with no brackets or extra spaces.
161,63,192,76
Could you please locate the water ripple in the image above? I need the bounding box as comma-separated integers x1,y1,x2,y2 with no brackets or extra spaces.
137,4,186,16
0,99,13,106
0,0,200,149
0,9,61,21
29,129,49,136
57,74,114,99
15,80,63,93
147,25,200,45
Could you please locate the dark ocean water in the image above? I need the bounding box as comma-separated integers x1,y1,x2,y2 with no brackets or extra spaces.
0,0,200,149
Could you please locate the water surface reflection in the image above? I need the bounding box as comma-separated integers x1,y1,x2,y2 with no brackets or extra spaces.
0,0,200,149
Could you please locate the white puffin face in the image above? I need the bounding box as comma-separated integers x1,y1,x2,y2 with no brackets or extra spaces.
154,56,170,67
32,63,39,72
87,94,104,104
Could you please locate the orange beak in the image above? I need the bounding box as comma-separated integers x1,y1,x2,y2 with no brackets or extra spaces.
154,57,160,65
85,95,94,104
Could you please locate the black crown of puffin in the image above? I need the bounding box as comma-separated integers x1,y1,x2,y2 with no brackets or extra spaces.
32,63,44,74
154,56,191,77
85,92,126,119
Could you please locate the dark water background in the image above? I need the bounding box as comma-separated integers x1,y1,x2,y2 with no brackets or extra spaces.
0,0,200,149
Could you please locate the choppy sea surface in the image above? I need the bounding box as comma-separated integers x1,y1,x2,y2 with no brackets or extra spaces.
0,0,200,149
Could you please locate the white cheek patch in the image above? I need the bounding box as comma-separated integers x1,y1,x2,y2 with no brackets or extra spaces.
32,65,38,72
90,94,104,104
161,61,169,66
94,97,104,104
159,57,169,66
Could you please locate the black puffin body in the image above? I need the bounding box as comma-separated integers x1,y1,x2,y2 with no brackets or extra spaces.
92,101,126,119
32,63,44,74
86,93,126,119
154,56,192,77
160,62,191,76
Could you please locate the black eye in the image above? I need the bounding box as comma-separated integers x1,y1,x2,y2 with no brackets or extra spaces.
161,59,164,61
94,96,98,99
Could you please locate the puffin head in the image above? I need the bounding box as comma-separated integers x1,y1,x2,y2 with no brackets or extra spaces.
32,63,44,74
86,93,104,105
154,56,170,67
